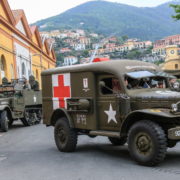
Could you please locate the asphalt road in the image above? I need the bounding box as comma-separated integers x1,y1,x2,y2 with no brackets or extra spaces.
0,122,180,180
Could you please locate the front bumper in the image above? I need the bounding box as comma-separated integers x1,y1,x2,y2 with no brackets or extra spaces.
168,127,180,140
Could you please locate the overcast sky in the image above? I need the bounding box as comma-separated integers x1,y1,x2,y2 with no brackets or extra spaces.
8,0,173,23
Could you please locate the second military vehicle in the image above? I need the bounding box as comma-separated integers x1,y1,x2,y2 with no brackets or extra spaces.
42,60,180,166
0,77,42,132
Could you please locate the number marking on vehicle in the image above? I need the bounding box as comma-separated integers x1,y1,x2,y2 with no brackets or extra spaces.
77,114,87,125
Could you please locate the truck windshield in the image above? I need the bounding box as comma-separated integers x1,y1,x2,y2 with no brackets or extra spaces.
125,71,170,89
126,71,155,79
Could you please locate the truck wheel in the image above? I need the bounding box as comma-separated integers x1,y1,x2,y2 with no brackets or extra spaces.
21,110,32,126
36,110,42,124
8,119,13,127
54,117,77,152
0,111,9,132
128,120,167,166
108,137,126,146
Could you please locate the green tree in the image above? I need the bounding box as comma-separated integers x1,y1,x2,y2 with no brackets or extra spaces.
81,50,89,58
170,4,180,20
154,59,164,66
126,49,141,59
122,35,129,42
115,36,124,45
56,53,64,66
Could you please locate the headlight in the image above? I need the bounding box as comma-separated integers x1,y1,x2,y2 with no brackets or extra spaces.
0,101,8,105
173,82,180,89
171,101,180,113
171,104,178,112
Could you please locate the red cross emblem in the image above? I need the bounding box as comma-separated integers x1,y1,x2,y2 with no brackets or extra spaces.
52,74,71,108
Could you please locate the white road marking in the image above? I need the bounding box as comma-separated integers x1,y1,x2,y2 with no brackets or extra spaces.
0,155,7,161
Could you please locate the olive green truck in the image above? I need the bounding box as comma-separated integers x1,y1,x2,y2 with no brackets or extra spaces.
42,60,180,166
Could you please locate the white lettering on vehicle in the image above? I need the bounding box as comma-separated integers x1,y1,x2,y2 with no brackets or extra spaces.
77,114,87,125
33,96,37,103
175,130,180,137
83,78,90,92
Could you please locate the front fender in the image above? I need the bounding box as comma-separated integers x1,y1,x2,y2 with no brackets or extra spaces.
132,109,180,118
120,108,180,137
50,108,74,128
0,105,13,121
0,105,10,111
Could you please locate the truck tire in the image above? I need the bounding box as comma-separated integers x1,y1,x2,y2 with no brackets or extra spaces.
108,137,126,146
54,117,77,152
21,110,32,126
128,120,167,166
35,109,42,124
0,111,9,132
8,119,13,127
21,118,30,126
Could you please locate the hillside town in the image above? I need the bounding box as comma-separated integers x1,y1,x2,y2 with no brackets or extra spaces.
41,29,153,64
41,29,180,78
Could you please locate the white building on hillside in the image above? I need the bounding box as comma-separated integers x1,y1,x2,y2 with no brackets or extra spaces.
63,56,78,66
72,43,86,51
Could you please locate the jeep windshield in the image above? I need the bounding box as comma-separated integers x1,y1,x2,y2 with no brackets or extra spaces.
125,71,171,89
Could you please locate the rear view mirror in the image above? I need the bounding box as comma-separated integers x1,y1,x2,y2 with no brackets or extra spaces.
173,82,179,90
99,81,105,87
15,91,22,97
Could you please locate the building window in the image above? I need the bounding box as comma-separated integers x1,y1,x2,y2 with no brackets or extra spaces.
0,55,7,79
28,70,31,77
17,67,20,78
22,62,26,76
175,64,179,70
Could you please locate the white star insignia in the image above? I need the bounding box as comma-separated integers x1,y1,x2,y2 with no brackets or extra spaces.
33,96,37,103
104,103,117,124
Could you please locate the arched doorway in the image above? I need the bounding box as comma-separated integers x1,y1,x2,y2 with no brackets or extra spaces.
175,64,179,70
0,55,7,79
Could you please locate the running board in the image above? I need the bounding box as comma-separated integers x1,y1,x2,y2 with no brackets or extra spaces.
89,130,120,138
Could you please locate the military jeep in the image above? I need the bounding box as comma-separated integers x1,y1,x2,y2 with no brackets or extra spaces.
0,79,42,132
42,60,180,166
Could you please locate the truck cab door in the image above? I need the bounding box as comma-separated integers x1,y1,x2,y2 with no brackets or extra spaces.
13,91,24,112
97,75,122,131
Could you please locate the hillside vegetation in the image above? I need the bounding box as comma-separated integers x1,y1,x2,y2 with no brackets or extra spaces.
34,0,180,40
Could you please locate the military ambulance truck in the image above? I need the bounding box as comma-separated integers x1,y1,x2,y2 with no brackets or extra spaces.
42,60,180,166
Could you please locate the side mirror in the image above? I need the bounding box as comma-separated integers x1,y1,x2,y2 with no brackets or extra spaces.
99,81,105,87
173,82,179,90
15,91,22,97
